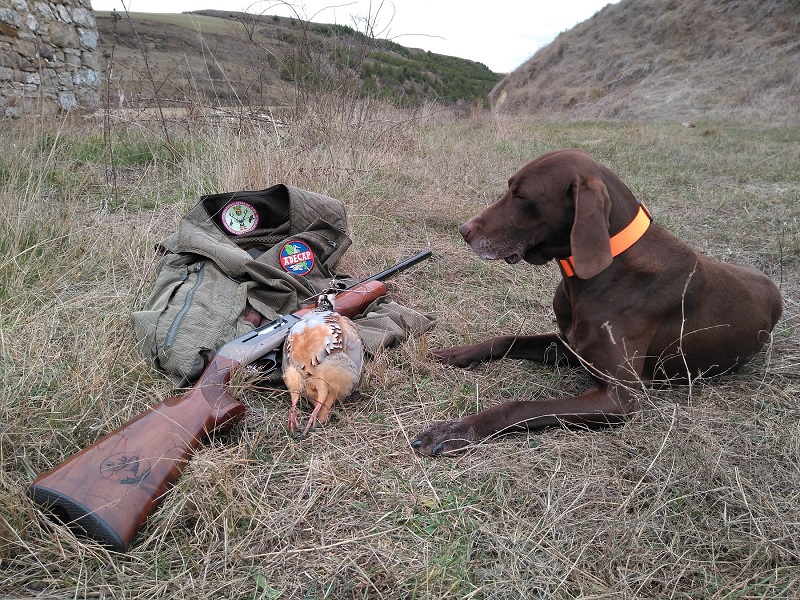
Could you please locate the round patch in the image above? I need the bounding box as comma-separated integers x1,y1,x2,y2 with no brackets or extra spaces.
280,240,315,276
221,200,259,235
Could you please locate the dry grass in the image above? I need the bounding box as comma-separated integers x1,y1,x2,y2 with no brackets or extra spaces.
491,0,800,124
1,107,799,598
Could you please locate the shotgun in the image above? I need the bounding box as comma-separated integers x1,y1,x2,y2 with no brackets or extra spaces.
28,250,432,552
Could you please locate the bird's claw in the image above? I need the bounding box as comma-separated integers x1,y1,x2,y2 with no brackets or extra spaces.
302,416,317,436
288,409,300,434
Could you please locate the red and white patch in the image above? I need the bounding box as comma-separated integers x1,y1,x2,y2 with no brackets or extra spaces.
280,240,315,276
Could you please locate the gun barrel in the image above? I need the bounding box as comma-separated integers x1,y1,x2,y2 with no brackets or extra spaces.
358,249,432,286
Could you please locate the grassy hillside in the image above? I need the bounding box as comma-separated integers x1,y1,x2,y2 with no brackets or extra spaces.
491,0,800,122
95,9,501,111
1,101,799,596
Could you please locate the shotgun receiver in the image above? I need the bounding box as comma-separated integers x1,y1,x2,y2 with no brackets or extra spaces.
28,250,432,552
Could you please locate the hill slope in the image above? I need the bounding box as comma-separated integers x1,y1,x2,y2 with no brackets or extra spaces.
95,10,501,110
490,0,799,122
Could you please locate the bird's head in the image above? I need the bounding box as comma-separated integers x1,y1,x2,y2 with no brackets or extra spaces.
315,290,337,312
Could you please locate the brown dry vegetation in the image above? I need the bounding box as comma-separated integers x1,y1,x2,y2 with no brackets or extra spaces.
2,2,800,594
491,0,800,122
1,100,799,598
95,9,500,112
96,10,282,107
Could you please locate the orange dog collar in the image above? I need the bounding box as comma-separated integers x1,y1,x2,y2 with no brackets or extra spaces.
559,203,652,277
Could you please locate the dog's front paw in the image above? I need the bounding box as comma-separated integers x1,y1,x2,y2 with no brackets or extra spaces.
430,345,485,368
411,417,480,456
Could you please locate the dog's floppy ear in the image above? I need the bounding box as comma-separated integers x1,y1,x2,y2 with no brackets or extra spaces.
570,176,612,279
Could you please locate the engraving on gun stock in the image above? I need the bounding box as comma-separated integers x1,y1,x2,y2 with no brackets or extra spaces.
100,452,152,485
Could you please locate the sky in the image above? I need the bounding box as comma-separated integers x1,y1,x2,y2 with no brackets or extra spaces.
87,0,619,73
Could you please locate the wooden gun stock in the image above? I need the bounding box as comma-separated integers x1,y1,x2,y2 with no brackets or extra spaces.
28,355,245,552
28,250,430,551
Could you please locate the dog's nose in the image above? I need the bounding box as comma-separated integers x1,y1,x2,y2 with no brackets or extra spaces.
459,222,472,241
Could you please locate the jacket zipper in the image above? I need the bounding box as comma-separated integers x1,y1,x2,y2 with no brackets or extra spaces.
164,262,205,349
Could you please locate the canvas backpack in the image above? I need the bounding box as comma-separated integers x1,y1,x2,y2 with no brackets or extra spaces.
131,184,435,386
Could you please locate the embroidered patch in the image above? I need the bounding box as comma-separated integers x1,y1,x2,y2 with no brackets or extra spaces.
280,240,315,276
221,200,259,235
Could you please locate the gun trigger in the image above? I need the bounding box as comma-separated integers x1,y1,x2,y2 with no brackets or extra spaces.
250,351,279,375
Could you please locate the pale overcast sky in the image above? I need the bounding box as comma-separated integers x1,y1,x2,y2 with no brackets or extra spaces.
87,0,619,73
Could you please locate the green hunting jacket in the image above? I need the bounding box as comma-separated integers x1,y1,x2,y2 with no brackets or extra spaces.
132,184,435,385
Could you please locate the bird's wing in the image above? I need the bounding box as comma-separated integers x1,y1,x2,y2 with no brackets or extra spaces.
339,316,364,373
284,311,345,370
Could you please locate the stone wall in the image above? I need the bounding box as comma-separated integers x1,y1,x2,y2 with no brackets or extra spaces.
0,0,100,118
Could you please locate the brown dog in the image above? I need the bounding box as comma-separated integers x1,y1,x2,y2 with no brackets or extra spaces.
412,149,782,456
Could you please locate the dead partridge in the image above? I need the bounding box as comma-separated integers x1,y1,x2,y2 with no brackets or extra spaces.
282,292,364,434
